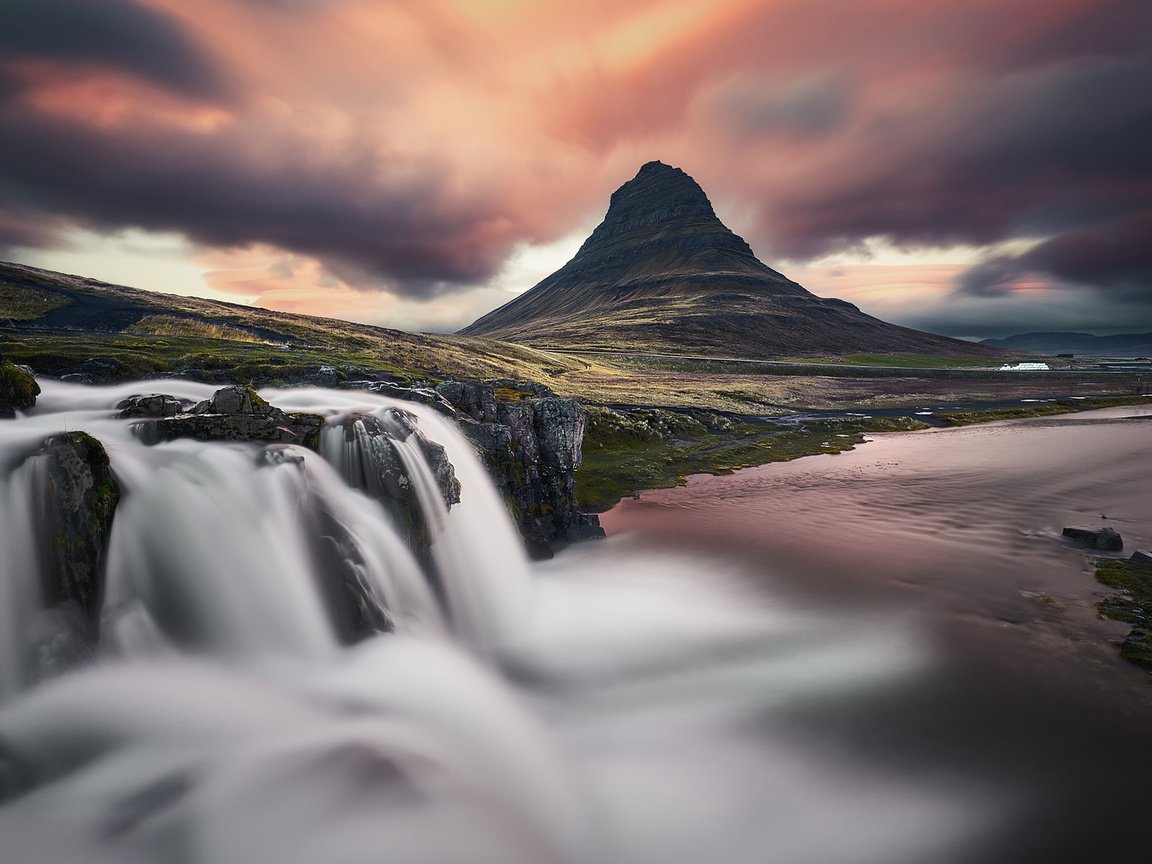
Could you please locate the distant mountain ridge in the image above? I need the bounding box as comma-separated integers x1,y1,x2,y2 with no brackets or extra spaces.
461,161,1000,359
981,332,1152,357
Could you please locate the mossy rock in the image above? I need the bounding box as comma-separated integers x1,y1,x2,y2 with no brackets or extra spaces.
0,361,39,416
1120,628,1152,670
1095,560,1152,671
38,432,121,623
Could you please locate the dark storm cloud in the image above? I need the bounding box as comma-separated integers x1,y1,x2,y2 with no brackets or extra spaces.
0,0,227,98
957,210,1152,305
1022,211,1152,293
763,46,1152,259
0,97,522,293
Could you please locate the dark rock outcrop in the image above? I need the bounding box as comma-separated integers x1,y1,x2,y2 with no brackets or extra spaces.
1063,526,1124,551
116,393,188,418
135,386,323,448
368,382,458,417
1130,550,1152,564
439,380,603,558
302,492,396,642
34,432,121,629
332,409,460,538
460,161,1002,360
0,362,39,418
327,408,461,613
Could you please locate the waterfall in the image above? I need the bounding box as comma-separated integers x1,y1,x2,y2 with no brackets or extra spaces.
0,378,963,864
0,454,47,695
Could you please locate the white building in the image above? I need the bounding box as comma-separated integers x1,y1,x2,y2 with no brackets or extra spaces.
999,362,1050,371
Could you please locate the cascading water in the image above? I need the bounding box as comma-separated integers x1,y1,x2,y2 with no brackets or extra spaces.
0,379,989,864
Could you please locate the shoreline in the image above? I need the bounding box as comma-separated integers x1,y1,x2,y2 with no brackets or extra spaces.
577,394,1152,513
596,403,1152,698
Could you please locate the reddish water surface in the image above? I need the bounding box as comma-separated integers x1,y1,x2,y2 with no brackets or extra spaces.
593,406,1152,862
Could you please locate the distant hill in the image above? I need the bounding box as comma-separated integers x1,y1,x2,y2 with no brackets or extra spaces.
981,332,1152,357
0,260,583,383
461,161,1001,360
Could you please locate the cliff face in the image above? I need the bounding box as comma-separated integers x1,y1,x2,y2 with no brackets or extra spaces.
460,161,1001,359
435,380,604,558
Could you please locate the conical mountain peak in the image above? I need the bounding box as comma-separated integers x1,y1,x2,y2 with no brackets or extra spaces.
576,160,752,261
460,162,993,361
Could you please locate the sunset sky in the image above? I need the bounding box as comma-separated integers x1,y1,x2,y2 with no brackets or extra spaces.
2,0,1149,338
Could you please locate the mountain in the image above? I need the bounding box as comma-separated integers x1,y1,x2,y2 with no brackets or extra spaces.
981,332,1152,357
460,161,1000,359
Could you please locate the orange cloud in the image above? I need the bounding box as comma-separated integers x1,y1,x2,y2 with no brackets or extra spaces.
3,0,1149,335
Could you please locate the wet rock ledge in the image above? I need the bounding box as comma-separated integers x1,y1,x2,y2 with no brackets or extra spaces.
432,379,605,558
118,382,603,558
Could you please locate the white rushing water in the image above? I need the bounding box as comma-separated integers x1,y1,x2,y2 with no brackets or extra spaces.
0,379,999,864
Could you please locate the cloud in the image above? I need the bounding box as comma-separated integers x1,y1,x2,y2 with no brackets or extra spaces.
953,210,1152,319
0,0,1148,333
0,0,227,98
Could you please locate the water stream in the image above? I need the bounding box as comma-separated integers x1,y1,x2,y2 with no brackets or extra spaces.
0,381,1148,862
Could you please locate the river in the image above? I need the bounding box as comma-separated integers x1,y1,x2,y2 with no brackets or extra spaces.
0,386,1149,863
594,404,1152,861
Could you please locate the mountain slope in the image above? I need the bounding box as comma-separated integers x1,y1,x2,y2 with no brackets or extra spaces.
461,161,1000,359
0,260,588,383
982,332,1152,357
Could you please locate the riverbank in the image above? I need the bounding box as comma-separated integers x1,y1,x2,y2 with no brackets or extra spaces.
580,404,1152,859
598,404,1152,688
575,394,1152,512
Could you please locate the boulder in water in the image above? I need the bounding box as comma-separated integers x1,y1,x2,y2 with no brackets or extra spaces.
1129,550,1152,564
36,432,121,625
332,409,459,522
115,393,187,418
328,410,461,602
1063,526,1124,550
0,362,39,418
137,386,324,449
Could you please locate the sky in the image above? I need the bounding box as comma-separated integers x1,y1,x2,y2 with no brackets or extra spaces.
1,0,1149,339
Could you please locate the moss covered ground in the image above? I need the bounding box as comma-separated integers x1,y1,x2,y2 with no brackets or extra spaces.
1095,559,1152,670
936,395,1152,426
575,407,926,511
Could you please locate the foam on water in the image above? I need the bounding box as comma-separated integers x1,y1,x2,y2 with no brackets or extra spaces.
0,378,1001,864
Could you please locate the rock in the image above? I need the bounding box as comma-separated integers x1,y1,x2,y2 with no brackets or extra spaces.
1120,626,1152,669
115,393,187,418
1129,550,1152,564
435,380,499,422
300,492,396,643
137,386,324,449
1063,526,1124,551
330,410,461,590
368,383,458,417
79,357,123,380
190,384,273,415
452,384,604,557
27,603,93,683
0,361,39,418
303,365,346,387
35,432,121,628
